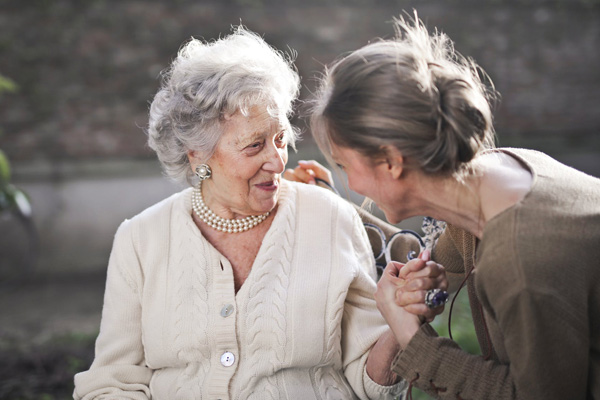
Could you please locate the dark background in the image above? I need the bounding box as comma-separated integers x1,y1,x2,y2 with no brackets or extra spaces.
2,0,599,166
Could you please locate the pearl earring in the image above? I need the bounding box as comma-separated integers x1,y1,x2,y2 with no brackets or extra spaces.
195,164,212,180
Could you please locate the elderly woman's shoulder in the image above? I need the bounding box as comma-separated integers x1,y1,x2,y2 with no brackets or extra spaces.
286,180,355,212
118,187,191,232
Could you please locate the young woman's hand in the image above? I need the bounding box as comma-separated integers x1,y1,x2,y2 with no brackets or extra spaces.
378,250,447,323
396,250,448,321
284,160,334,187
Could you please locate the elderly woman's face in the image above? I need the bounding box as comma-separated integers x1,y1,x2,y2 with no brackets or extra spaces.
192,104,289,218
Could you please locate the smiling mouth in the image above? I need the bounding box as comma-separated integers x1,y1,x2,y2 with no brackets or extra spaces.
255,179,279,191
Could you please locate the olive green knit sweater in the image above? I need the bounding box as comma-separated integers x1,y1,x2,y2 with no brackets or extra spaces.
392,148,600,400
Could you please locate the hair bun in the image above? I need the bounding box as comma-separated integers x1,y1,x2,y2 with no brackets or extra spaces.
424,67,495,174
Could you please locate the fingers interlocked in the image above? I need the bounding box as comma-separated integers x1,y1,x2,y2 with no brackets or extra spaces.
376,251,448,323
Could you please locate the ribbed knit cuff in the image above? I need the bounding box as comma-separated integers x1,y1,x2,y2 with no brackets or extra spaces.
392,323,439,378
363,366,408,399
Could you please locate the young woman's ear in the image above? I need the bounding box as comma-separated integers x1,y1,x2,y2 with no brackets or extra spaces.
382,146,404,180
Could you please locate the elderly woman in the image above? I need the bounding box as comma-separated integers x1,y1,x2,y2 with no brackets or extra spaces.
302,13,600,400
73,27,446,400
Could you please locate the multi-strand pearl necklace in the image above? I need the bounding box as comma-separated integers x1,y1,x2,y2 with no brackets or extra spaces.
192,181,270,233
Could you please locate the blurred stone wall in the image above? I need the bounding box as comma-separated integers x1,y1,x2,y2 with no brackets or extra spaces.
0,0,598,275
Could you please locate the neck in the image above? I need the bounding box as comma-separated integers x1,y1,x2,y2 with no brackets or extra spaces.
200,180,242,220
410,173,486,239
399,152,532,240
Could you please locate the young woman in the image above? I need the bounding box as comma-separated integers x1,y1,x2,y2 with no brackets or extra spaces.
291,13,600,400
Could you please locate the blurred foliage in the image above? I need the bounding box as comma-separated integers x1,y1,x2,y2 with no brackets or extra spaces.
0,332,97,400
430,288,481,356
0,74,38,282
0,74,31,218
0,75,17,97
0,148,32,219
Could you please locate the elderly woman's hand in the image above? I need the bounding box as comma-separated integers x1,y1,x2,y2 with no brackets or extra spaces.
388,250,448,322
284,160,333,187
374,262,422,349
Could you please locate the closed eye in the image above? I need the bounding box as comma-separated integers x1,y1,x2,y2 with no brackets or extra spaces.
244,140,264,155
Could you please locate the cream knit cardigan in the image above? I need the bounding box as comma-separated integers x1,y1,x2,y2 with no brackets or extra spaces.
74,180,406,400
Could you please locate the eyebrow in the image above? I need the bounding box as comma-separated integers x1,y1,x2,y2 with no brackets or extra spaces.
247,131,269,142
237,127,286,148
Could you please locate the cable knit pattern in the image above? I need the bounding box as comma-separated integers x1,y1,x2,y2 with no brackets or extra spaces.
74,181,406,400
312,204,354,399
237,183,294,400
172,212,211,399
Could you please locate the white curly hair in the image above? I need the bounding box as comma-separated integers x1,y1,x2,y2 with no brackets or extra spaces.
147,26,301,184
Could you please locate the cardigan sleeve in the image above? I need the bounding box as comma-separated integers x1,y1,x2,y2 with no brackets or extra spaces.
393,274,589,400
392,324,516,399
73,219,152,400
431,224,470,293
392,224,519,399
340,213,407,400
396,220,590,399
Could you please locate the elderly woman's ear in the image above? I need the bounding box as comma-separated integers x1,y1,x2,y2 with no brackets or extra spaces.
187,150,211,172
187,150,200,166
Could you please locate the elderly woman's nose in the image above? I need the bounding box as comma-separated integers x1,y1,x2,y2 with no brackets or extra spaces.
263,144,286,173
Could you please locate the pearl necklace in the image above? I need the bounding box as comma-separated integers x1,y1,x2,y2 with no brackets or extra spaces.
192,181,270,233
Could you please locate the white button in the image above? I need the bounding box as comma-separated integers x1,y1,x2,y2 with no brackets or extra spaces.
220,304,234,317
220,351,235,367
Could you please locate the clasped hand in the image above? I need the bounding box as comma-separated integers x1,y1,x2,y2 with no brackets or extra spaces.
374,250,447,348
375,250,447,323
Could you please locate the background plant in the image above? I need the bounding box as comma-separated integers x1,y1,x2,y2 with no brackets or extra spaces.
0,73,37,281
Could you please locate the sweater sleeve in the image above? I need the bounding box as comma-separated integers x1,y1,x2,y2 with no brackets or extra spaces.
341,212,407,400
395,272,589,400
392,323,515,399
73,220,152,400
431,224,470,293
392,225,515,400
392,224,518,399
396,220,590,399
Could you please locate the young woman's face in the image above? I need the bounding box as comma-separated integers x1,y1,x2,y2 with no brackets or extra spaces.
331,145,380,198
331,144,408,224
190,104,289,218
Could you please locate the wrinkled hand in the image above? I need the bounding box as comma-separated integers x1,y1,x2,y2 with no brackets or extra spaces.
377,250,448,323
374,261,422,348
284,160,333,187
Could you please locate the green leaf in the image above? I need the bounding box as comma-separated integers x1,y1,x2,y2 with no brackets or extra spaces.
0,149,10,184
12,187,32,218
4,184,32,218
0,74,18,95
